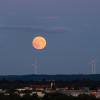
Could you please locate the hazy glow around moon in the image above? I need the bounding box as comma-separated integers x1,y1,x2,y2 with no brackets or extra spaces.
32,36,46,50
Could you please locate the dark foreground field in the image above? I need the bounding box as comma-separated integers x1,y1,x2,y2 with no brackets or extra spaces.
0,93,100,100
0,80,99,100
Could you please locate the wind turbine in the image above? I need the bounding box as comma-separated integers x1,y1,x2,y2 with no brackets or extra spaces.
89,57,99,74
90,59,96,74
32,56,38,74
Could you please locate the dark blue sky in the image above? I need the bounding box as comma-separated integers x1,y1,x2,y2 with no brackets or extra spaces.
0,0,100,75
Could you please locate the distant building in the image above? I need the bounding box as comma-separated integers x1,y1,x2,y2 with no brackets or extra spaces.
31,84,50,90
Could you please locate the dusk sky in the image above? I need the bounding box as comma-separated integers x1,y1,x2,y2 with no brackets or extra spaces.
0,0,100,75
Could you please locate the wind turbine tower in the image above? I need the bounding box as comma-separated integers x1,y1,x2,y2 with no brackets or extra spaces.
32,57,38,74
90,59,96,74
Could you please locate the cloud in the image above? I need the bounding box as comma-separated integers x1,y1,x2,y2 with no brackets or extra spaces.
0,25,43,32
47,16,58,20
45,26,72,33
0,25,72,34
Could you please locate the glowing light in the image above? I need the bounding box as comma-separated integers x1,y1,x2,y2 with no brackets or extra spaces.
32,36,46,50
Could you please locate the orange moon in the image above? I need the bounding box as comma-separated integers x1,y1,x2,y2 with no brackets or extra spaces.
32,36,46,50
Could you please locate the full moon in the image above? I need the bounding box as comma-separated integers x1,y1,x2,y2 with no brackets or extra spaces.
32,36,47,50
